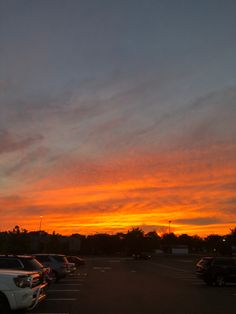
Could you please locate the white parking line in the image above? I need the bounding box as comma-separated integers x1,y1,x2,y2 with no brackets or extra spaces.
181,276,199,280
61,279,84,282
60,283,82,286
49,289,80,292
69,274,81,277
46,298,77,301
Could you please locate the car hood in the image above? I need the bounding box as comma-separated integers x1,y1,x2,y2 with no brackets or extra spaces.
0,269,37,276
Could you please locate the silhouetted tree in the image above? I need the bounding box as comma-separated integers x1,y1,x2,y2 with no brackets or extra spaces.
161,233,178,253
145,231,161,251
125,228,145,255
0,225,235,256
228,228,236,245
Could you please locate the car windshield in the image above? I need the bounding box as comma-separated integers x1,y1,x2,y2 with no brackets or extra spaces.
53,255,68,263
20,258,43,270
35,255,50,263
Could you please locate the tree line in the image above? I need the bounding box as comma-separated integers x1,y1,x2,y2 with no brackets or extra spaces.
0,226,235,256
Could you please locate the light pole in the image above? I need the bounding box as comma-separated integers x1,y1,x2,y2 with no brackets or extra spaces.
39,216,43,232
168,220,171,234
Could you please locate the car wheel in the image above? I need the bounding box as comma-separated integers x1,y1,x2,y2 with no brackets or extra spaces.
0,296,10,314
215,275,225,287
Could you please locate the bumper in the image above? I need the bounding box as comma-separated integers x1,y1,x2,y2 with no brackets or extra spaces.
29,282,47,310
7,283,47,311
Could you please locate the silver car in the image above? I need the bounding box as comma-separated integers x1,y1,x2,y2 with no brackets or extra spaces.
34,254,70,282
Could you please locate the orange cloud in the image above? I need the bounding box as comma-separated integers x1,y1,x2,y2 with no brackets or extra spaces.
1,140,235,236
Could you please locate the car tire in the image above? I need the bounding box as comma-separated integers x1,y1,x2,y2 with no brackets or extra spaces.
0,295,10,314
215,275,225,287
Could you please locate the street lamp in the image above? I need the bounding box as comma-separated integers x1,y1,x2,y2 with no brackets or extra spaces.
39,216,43,232
168,220,171,234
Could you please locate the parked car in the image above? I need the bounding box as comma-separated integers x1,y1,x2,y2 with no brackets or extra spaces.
67,261,76,273
0,269,47,314
67,256,85,268
0,255,50,284
196,256,236,286
132,252,151,260
34,254,70,282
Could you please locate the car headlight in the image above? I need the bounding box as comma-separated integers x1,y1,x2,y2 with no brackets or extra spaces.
14,275,32,288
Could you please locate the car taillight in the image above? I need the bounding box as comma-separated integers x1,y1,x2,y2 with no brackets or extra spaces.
14,275,32,288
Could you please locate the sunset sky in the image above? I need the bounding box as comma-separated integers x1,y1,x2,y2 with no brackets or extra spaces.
0,0,236,236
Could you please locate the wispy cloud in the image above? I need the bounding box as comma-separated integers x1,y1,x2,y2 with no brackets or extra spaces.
0,130,43,155
174,217,222,226
4,146,48,176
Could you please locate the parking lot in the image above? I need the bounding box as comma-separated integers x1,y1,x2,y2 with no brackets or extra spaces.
28,256,236,314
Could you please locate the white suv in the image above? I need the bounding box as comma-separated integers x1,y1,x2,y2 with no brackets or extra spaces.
0,269,47,313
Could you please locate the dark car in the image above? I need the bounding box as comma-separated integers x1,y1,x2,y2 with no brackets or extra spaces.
132,252,151,260
34,254,70,282
0,255,49,284
196,256,236,286
67,256,85,268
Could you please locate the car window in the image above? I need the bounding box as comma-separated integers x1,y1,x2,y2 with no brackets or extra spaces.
0,258,22,269
20,258,43,270
35,255,50,262
53,255,68,263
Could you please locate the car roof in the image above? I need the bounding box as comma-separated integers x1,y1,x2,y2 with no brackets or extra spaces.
0,255,34,259
199,256,235,262
213,257,235,260
34,254,65,256
34,253,65,256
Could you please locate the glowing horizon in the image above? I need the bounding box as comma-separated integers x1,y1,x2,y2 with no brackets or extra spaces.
1,142,235,237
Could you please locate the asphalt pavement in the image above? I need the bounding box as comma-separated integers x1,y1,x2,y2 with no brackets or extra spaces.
28,256,236,314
